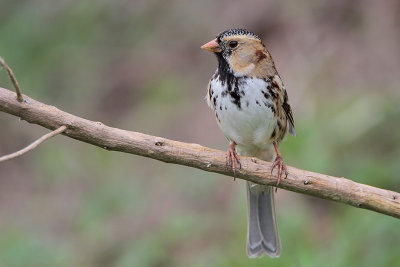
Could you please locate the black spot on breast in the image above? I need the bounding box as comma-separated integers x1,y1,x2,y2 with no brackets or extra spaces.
212,96,217,107
229,88,242,109
269,89,278,99
228,76,247,110
263,101,276,114
221,90,228,97
224,106,227,110
219,105,222,110
246,101,249,107
256,100,261,106
262,91,270,100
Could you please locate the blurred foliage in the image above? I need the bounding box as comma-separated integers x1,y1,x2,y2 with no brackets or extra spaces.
0,0,400,266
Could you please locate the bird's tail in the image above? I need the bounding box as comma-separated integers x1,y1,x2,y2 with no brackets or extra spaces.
246,182,281,258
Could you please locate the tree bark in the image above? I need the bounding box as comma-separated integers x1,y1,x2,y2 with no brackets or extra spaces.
1,87,399,219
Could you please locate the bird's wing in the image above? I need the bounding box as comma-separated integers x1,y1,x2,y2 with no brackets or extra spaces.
282,89,296,136
270,75,296,137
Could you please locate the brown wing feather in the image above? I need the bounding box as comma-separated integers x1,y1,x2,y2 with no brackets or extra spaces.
282,90,296,136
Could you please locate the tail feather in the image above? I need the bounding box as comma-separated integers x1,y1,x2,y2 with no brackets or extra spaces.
246,182,281,258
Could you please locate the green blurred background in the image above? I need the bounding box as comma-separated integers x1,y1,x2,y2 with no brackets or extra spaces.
0,0,399,266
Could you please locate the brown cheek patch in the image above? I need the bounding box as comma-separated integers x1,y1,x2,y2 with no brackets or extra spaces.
255,50,267,62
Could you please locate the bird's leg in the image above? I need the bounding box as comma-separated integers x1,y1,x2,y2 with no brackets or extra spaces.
226,141,241,178
271,141,288,186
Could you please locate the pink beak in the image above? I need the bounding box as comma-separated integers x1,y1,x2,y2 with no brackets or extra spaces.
200,38,221,52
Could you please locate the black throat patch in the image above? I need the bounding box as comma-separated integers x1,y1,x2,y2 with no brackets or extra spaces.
215,53,246,110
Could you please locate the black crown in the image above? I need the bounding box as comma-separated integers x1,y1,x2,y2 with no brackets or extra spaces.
217,28,260,42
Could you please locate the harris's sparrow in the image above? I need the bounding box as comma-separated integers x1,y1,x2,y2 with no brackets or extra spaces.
201,29,296,258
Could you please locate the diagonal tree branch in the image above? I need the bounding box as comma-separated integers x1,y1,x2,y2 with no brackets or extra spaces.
0,86,399,218
0,57,24,102
0,125,67,162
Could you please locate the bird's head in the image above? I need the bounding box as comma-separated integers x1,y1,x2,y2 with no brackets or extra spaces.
201,28,277,78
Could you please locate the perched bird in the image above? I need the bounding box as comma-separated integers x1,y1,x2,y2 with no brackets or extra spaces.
201,29,295,258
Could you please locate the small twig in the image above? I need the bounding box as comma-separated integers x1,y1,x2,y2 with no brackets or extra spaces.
0,57,24,102
0,125,67,162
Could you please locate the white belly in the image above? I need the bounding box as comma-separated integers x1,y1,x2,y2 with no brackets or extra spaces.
208,77,277,150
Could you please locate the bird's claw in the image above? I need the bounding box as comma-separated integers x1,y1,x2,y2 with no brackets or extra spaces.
226,145,241,179
271,155,288,187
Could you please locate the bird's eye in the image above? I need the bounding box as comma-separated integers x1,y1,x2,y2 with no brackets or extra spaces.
228,41,238,48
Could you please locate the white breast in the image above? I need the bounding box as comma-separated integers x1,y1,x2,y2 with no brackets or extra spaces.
207,76,277,150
